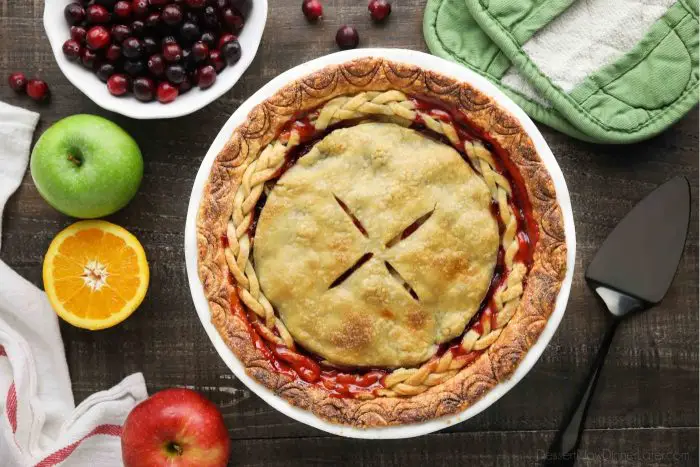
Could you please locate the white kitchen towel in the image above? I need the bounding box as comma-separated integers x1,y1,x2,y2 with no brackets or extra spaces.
0,101,148,467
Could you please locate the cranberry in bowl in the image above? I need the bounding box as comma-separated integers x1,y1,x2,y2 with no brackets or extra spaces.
44,0,267,119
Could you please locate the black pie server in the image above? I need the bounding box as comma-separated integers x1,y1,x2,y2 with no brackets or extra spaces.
543,176,691,466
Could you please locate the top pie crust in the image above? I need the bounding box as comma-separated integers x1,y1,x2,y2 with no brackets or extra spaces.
196,58,567,427
254,122,499,368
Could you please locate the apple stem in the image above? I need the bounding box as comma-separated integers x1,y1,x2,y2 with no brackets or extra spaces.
67,154,82,167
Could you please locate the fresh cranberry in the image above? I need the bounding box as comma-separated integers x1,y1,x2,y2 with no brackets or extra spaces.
191,41,209,62
218,33,236,49
301,0,322,21
131,20,146,37
165,64,186,84
81,48,100,69
147,55,166,77
161,35,177,46
186,0,206,8
157,81,178,103
180,22,200,43
8,73,27,93
96,63,116,82
221,40,241,66
179,76,192,94
62,40,82,61
368,0,391,21
215,0,230,9
162,5,183,26
86,26,111,50
197,65,216,89
94,0,117,7
124,60,145,77
26,80,50,102
122,37,143,59
335,25,359,49
70,26,87,43
162,43,182,62
201,6,219,29
107,74,130,96
181,48,195,71
64,3,86,25
110,25,129,43
200,31,217,49
114,1,132,19
86,4,110,23
106,44,122,61
142,36,159,56
208,49,226,72
148,0,169,6
145,12,162,30
222,8,244,32
132,0,149,18
133,77,155,101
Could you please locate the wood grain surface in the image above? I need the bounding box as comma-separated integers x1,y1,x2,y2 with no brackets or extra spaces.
0,0,698,465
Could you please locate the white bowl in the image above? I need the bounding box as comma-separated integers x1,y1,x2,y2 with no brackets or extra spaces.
43,0,267,119
185,49,577,439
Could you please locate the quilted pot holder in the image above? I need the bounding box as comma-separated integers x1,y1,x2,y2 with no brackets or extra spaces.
424,0,699,143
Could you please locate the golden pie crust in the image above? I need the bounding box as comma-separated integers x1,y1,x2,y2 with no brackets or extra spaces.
196,58,567,427
254,122,499,368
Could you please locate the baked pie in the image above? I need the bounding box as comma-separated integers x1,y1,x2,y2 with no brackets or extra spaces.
197,58,566,427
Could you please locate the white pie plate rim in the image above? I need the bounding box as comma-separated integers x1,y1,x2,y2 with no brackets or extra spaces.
185,48,576,439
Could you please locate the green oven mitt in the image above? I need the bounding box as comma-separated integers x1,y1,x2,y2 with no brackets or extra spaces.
424,0,699,143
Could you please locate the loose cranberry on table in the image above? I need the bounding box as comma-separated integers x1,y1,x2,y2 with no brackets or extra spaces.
336,25,359,50
8,73,27,93
26,80,50,103
368,0,391,22
302,0,323,21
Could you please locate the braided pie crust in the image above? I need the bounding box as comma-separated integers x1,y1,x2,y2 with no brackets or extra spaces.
197,58,567,427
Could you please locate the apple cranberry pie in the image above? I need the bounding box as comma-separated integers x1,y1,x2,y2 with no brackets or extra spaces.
197,58,566,427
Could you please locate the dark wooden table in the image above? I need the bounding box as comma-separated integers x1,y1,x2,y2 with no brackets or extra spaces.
1,1,698,465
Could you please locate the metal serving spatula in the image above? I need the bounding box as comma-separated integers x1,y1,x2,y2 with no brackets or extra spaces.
543,176,691,466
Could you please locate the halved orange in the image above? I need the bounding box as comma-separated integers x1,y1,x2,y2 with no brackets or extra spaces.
43,220,149,330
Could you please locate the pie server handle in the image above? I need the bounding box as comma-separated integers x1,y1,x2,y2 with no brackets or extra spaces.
542,318,622,466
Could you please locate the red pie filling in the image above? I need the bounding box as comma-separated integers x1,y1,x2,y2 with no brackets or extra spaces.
226,95,539,398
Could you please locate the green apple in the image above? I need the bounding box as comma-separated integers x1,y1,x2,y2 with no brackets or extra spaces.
30,115,143,219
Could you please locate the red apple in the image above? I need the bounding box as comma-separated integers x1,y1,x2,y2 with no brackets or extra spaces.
121,388,230,467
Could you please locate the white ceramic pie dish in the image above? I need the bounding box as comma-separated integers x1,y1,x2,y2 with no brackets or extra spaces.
43,0,267,119
185,49,576,439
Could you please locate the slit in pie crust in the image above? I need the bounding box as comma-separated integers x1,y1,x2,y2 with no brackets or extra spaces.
196,58,567,427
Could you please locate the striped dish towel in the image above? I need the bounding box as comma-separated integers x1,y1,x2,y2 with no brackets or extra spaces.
0,102,148,466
